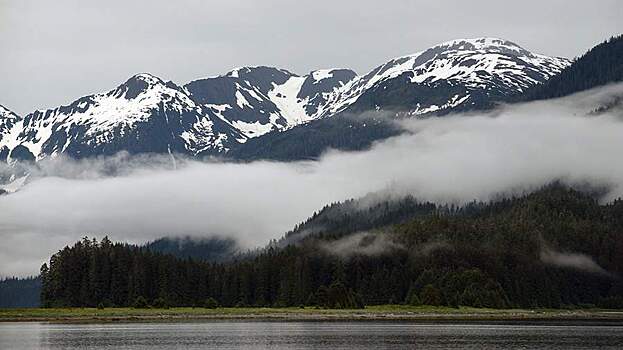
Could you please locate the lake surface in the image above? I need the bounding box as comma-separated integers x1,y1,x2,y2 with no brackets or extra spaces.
1,321,623,349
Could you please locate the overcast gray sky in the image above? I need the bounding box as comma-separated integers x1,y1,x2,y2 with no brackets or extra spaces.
1,0,621,115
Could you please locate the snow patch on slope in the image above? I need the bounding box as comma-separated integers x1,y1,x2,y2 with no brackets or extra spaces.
235,90,253,109
0,120,25,153
311,69,334,82
407,94,471,116
268,76,311,126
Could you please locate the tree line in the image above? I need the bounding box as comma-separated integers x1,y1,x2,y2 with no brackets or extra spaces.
40,184,623,309
0,277,41,308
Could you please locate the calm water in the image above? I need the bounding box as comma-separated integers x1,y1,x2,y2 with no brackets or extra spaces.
1,321,623,349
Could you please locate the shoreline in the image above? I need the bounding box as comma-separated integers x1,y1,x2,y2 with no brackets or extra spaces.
2,306,623,324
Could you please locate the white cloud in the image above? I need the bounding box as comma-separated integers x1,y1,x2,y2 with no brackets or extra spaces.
319,232,404,258
2,84,623,276
540,246,612,276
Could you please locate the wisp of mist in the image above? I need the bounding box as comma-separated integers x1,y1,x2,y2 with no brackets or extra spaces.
2,83,623,276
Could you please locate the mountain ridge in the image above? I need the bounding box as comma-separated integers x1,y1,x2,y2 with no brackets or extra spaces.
0,37,570,162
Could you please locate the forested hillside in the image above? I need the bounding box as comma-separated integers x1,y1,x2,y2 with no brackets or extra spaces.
280,193,438,244
225,115,402,161
40,185,623,309
520,35,623,101
144,236,239,263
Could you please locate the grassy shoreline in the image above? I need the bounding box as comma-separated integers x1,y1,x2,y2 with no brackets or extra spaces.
2,305,623,323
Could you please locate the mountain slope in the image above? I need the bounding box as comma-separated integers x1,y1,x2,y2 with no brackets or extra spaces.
0,105,20,138
520,35,623,101
1,74,244,159
185,66,355,138
324,38,569,117
226,114,404,161
0,68,356,161
1,37,571,162
0,105,21,162
229,38,570,161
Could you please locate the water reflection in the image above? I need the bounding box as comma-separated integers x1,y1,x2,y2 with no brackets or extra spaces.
0,321,622,349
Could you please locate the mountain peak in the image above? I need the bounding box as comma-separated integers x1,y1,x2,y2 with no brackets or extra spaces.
422,37,533,58
127,72,163,84
308,69,357,84
319,37,571,118
0,104,20,127
114,73,167,99
0,105,22,157
123,73,166,88
1,105,9,116
0,104,18,117
437,37,522,48
225,66,294,80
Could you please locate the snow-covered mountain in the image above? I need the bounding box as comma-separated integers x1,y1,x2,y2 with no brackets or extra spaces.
0,74,244,160
0,37,570,161
0,105,19,136
228,38,572,161
321,38,570,117
185,66,355,138
0,68,355,160
0,105,22,162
